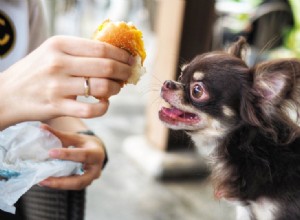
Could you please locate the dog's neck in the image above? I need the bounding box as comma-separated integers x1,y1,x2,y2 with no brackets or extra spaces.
188,124,228,157
190,133,217,157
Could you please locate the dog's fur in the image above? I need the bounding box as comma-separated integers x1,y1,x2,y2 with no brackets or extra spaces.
159,37,300,220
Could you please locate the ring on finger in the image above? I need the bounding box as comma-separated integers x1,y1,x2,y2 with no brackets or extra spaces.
84,77,90,98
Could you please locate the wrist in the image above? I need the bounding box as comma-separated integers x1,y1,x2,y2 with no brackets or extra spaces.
0,71,25,130
0,73,11,130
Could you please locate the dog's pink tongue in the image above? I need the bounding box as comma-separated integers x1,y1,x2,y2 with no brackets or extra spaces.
163,107,184,117
171,107,184,116
160,106,200,124
162,107,198,119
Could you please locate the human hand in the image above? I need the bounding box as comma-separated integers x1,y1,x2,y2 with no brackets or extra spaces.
0,36,134,130
38,124,106,190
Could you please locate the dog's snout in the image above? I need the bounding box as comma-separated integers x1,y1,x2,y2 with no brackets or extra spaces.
163,80,179,90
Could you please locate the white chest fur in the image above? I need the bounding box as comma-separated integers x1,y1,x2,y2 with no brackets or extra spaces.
235,198,278,220
251,198,278,220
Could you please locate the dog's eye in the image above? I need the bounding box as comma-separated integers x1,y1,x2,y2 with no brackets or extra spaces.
190,82,209,102
192,84,203,98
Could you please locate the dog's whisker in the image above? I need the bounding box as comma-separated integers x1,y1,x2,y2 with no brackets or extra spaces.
137,84,161,97
148,72,164,84
151,96,166,108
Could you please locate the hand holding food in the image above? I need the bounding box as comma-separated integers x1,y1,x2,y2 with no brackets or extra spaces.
0,35,133,130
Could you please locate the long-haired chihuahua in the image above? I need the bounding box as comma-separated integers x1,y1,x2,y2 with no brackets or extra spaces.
159,37,300,220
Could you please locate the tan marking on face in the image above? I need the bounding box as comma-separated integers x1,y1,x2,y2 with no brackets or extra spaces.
180,63,189,72
203,53,218,59
193,71,205,81
222,105,235,117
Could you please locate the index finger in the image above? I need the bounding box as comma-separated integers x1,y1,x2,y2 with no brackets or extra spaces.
48,36,133,65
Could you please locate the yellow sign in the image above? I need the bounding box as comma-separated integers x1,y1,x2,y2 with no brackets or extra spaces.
0,10,15,58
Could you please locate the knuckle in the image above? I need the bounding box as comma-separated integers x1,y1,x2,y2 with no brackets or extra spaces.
45,36,63,49
42,37,66,73
94,43,107,57
48,79,62,94
75,180,87,190
42,84,59,106
99,80,110,95
80,151,88,162
59,150,69,159
48,179,58,188
103,60,116,76
46,54,64,73
78,105,94,118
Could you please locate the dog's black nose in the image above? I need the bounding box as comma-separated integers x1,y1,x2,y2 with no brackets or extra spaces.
163,80,178,90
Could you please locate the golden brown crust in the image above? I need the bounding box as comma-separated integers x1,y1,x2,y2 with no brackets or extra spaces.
93,20,146,64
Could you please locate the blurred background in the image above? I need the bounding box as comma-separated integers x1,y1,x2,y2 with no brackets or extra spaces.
42,0,299,219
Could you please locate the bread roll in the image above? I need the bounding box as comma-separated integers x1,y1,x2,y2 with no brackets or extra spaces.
93,19,146,84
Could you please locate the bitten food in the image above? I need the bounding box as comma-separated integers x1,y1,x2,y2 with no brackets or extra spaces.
93,19,146,84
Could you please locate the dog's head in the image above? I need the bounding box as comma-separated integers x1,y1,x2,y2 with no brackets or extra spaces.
159,37,300,148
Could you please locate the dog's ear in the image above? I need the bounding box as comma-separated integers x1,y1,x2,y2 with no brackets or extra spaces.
253,59,300,105
227,36,248,61
250,59,300,124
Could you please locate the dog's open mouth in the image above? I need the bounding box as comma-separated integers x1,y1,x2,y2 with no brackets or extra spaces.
159,106,200,125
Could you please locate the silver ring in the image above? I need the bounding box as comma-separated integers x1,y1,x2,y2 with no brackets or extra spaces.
84,77,90,98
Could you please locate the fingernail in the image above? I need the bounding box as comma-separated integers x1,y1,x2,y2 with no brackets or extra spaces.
49,149,60,158
128,55,136,66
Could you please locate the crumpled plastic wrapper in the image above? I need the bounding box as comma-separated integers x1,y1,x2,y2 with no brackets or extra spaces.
0,122,83,214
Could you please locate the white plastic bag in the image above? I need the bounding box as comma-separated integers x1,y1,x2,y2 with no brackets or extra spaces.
0,122,82,213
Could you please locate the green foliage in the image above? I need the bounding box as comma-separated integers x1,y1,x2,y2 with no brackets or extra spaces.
284,0,300,57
